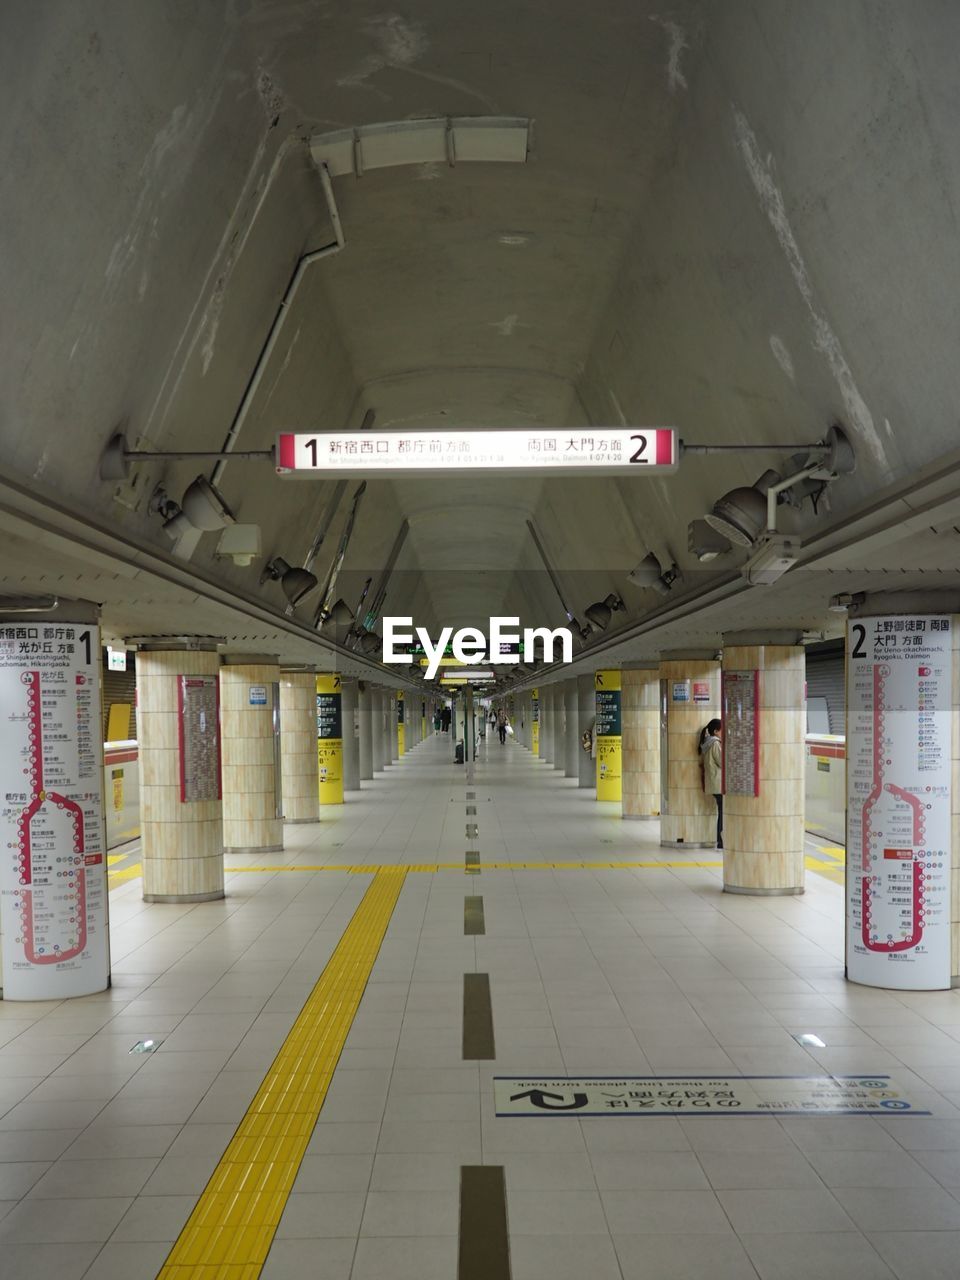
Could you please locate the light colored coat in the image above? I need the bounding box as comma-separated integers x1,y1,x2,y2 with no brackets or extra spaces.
701,734,722,794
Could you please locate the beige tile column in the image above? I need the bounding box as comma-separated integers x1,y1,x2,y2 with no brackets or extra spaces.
722,635,805,896
220,657,283,854
660,652,720,846
552,683,566,772
137,645,224,903
279,669,319,825
540,687,553,764
622,664,660,821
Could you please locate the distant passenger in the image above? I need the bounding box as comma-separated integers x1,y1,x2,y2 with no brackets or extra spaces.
497,710,508,745
441,706,452,733
699,718,723,849
433,708,442,734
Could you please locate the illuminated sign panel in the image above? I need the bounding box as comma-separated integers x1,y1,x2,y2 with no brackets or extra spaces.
277,429,677,477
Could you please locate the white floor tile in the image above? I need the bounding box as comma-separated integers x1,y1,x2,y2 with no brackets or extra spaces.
742,1232,896,1280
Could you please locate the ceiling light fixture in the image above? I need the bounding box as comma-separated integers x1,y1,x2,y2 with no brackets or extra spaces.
687,519,731,562
356,630,381,656
627,553,680,595
705,425,856,552
181,476,236,532
584,593,626,631
260,556,319,607
704,470,780,547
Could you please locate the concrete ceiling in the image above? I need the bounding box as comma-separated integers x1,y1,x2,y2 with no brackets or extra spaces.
2,0,960,677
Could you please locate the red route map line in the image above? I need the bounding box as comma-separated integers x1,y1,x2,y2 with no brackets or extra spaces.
15,668,87,964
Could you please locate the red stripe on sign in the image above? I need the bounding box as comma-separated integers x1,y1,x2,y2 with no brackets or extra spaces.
655,430,674,465
277,433,296,471
104,750,138,764
883,849,913,860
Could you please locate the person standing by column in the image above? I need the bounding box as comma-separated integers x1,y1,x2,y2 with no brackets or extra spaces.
699,718,723,849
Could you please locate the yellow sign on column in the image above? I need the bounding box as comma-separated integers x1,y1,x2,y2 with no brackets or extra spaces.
397,690,405,755
595,669,622,801
531,688,540,755
316,674,344,804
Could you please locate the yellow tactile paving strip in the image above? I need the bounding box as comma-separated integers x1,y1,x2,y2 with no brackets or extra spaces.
109,853,847,886
156,866,407,1280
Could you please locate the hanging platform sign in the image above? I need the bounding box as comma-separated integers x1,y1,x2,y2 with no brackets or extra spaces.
595,670,622,802
276,429,677,478
316,674,344,805
0,622,109,999
531,689,540,756
847,615,953,990
397,690,405,756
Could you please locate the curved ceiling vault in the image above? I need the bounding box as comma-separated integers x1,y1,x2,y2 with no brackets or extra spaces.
3,1,960,665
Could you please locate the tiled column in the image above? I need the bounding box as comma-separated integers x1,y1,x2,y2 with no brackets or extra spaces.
137,645,225,903
342,678,360,792
279,669,319,824
564,681,578,777
577,674,595,789
722,637,805,895
372,689,385,773
358,683,373,780
553,683,566,771
622,664,660,821
388,693,399,763
220,657,283,854
660,652,720,846
541,687,554,764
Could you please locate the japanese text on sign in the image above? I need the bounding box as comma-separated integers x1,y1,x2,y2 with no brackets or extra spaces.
494,1076,925,1117
178,676,221,803
722,670,760,797
847,616,953,990
0,623,109,999
276,429,677,477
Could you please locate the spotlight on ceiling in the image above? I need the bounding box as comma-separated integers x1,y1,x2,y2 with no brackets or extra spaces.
627,554,680,595
687,519,731,563
704,470,780,547
260,556,319,607
356,630,381,656
320,598,356,629
584,593,626,631
180,476,236,532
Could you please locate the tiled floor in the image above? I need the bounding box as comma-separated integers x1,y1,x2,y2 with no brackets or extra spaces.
2,733,960,1277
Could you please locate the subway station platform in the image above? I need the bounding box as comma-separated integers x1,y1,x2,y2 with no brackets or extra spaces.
3,735,960,1280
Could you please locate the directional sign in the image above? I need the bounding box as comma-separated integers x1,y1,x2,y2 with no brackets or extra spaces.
276,429,678,477
494,1076,927,1117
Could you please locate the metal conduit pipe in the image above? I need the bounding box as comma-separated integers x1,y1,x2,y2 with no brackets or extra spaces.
210,161,344,489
